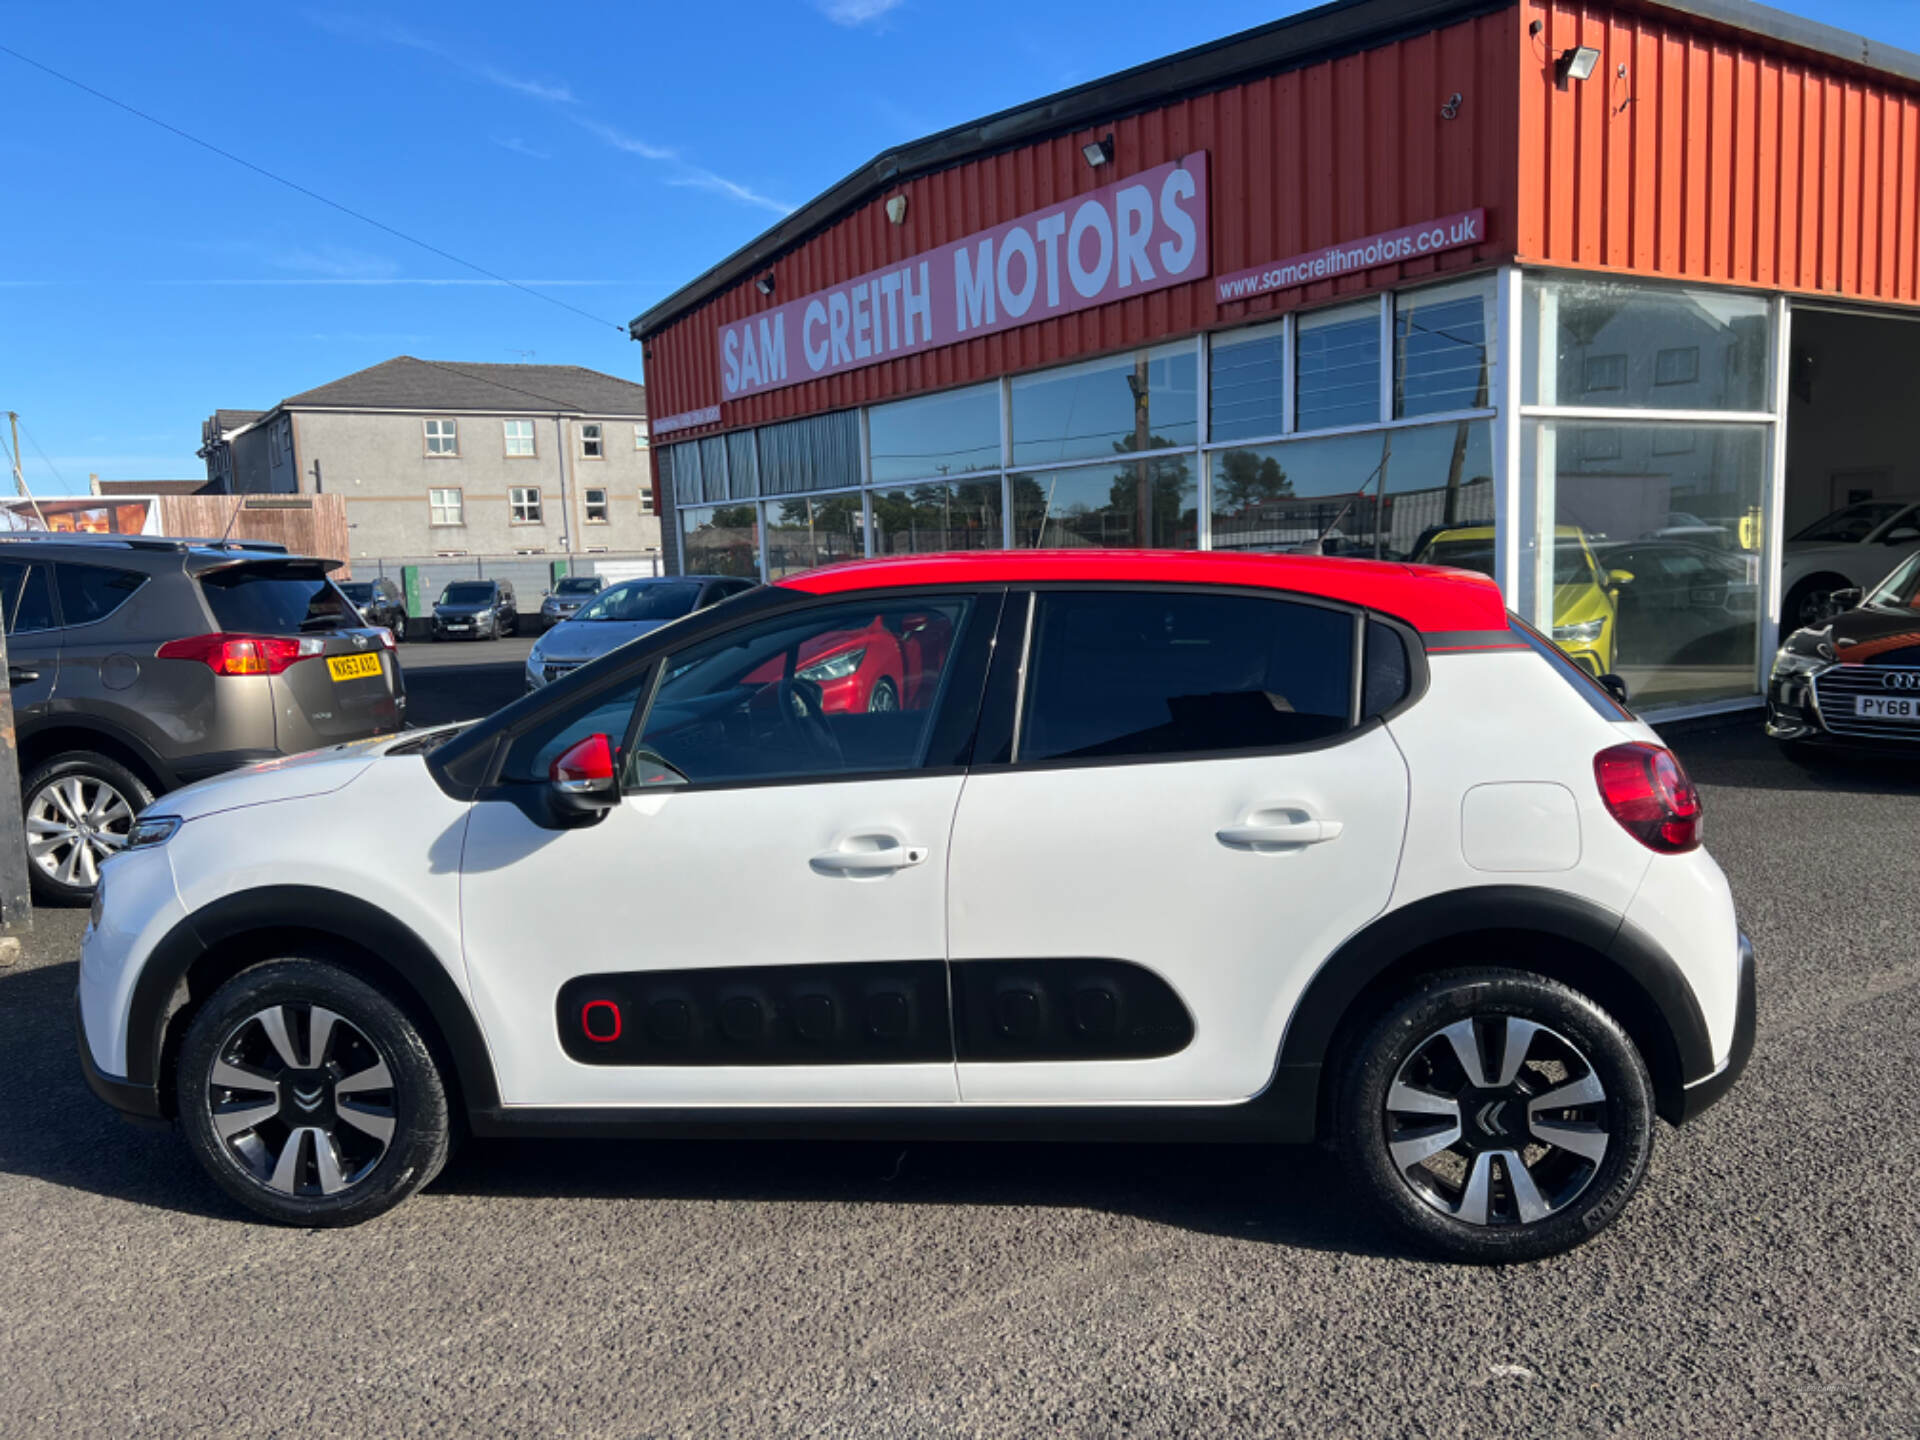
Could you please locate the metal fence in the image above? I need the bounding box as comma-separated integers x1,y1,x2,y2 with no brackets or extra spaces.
357,551,664,604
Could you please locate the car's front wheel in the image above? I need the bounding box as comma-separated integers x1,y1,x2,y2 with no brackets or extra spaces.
176,959,450,1227
1335,967,1654,1263
21,751,152,905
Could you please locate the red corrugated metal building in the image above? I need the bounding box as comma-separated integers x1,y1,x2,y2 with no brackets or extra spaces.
633,0,1920,718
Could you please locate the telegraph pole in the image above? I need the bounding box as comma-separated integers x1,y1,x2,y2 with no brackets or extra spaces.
0,414,33,940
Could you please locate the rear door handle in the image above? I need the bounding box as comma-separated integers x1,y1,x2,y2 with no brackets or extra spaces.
1216,817,1343,849
809,836,929,876
7,665,39,686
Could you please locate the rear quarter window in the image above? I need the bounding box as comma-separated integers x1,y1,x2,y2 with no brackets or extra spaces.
1018,590,1356,763
55,563,149,626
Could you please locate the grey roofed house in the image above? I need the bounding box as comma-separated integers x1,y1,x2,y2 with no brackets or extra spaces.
197,356,659,566
277,357,649,415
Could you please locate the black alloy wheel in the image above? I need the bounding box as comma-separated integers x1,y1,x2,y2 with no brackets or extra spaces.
177,960,450,1226
1335,967,1655,1263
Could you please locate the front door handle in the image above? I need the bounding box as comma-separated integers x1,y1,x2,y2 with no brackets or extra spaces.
7,665,39,686
1217,816,1343,849
810,837,929,876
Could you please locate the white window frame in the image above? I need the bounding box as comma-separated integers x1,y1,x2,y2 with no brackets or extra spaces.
503,418,537,458
428,487,464,527
584,487,609,524
509,486,543,524
636,425,649,450
580,423,604,460
425,418,459,457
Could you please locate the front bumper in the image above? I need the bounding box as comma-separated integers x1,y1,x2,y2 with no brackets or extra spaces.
1674,932,1756,1124
75,993,165,1124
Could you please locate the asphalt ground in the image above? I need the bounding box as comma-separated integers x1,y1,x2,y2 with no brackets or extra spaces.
3,663,1918,1436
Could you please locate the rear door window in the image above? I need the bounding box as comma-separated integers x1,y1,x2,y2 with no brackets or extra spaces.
56,563,148,626
199,565,354,634
0,561,56,635
1017,590,1355,763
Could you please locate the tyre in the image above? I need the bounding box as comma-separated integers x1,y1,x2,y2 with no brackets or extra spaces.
1334,967,1654,1264
392,612,408,644
176,959,450,1227
867,676,900,713
22,751,153,906
1784,576,1846,629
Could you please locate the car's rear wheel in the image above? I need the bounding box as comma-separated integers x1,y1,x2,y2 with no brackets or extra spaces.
176,959,450,1227
22,752,152,905
1335,967,1654,1263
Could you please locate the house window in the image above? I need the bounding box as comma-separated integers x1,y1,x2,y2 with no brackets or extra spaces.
641,487,656,514
1582,354,1627,393
510,486,543,523
580,423,603,459
636,425,649,450
585,487,609,523
504,419,536,457
1654,346,1701,387
425,418,458,455
429,488,464,526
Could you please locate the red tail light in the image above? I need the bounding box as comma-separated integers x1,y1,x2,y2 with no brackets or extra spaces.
1594,743,1702,853
156,633,325,676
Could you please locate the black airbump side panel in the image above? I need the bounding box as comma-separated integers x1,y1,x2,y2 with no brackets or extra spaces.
951,958,1194,1061
557,962,950,1066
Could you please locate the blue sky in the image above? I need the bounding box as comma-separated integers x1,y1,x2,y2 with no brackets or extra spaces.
2,0,1918,491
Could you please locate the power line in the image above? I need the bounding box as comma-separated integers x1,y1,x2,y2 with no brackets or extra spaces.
0,43,627,336
15,418,71,494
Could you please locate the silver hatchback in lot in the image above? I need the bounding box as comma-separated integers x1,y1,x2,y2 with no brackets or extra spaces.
537,573,605,629
0,535,404,904
524,574,758,690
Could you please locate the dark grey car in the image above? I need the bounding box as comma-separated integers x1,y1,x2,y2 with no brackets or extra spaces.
0,535,406,904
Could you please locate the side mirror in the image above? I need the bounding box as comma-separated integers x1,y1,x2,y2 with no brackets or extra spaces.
1884,528,1920,543
1598,673,1630,706
549,733,620,819
1823,587,1864,617
1608,569,1635,587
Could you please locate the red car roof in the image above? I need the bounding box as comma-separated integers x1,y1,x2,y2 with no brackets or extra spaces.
777,550,1508,637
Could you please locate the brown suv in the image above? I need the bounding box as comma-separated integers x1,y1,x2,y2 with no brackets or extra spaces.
0,535,406,904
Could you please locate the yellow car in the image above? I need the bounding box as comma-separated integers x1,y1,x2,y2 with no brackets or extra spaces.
1412,525,1629,677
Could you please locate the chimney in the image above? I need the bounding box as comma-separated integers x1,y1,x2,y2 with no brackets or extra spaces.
89,473,101,495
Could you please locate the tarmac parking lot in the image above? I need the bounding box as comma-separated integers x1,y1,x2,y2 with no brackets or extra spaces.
3,654,1918,1437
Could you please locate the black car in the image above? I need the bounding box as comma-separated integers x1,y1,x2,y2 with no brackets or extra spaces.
337,576,408,639
1768,550,1920,752
432,578,517,641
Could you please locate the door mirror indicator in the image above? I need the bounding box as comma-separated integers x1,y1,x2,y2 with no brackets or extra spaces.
549,732,620,817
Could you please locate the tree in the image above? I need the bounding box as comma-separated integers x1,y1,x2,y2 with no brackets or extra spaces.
1213,449,1293,513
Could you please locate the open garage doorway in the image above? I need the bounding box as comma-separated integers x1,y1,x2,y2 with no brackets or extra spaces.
1783,306,1920,629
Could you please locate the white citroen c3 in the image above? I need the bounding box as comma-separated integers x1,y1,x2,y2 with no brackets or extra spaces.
78,550,1754,1261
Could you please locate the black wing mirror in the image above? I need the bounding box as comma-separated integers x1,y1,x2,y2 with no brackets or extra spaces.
1821,587,1864,619
1598,673,1630,706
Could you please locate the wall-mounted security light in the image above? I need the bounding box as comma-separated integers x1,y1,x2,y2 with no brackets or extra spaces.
1082,133,1115,169
885,194,908,225
1555,45,1601,89
755,274,775,296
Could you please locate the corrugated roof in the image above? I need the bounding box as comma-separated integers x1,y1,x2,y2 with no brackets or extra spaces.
278,357,648,416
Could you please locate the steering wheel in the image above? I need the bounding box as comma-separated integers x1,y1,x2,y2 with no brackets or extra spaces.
776,677,843,766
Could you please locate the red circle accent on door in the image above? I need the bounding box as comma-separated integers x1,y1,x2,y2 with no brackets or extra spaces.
581,999,623,1043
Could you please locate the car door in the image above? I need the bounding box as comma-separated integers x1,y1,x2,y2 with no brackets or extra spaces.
0,558,60,715
458,587,1001,1108
946,587,1411,1105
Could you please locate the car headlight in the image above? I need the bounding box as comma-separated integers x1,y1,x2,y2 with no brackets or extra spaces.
1553,619,1607,644
798,647,866,682
1771,647,1830,678
126,815,182,850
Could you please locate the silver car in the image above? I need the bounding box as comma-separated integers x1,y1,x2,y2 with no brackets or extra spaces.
524,574,758,690
537,573,606,629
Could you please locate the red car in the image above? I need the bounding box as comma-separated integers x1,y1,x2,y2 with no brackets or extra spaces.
745,610,953,713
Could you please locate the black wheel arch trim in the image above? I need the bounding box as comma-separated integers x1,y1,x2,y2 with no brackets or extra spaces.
123,885,500,1115
19,712,180,792
1276,884,1717,1125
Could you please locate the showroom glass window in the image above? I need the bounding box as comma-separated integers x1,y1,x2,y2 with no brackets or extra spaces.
1521,275,1775,709
679,504,761,580
637,597,975,785
763,494,865,579
1009,459,1197,550
1295,303,1381,431
1395,278,1493,417
1010,345,1197,466
872,480,1004,556
868,384,1002,484
1017,591,1354,762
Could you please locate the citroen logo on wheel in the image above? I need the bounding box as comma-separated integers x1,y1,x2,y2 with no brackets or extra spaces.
1474,1100,1509,1137
1881,671,1920,691
292,1086,326,1112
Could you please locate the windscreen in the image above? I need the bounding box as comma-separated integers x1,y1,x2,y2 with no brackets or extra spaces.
556,576,601,594
576,580,700,623
199,564,354,634
440,582,495,605
1792,501,1905,543
338,582,374,602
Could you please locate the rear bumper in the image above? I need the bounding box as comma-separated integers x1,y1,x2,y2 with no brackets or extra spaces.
1674,932,1756,1124
75,993,165,1124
